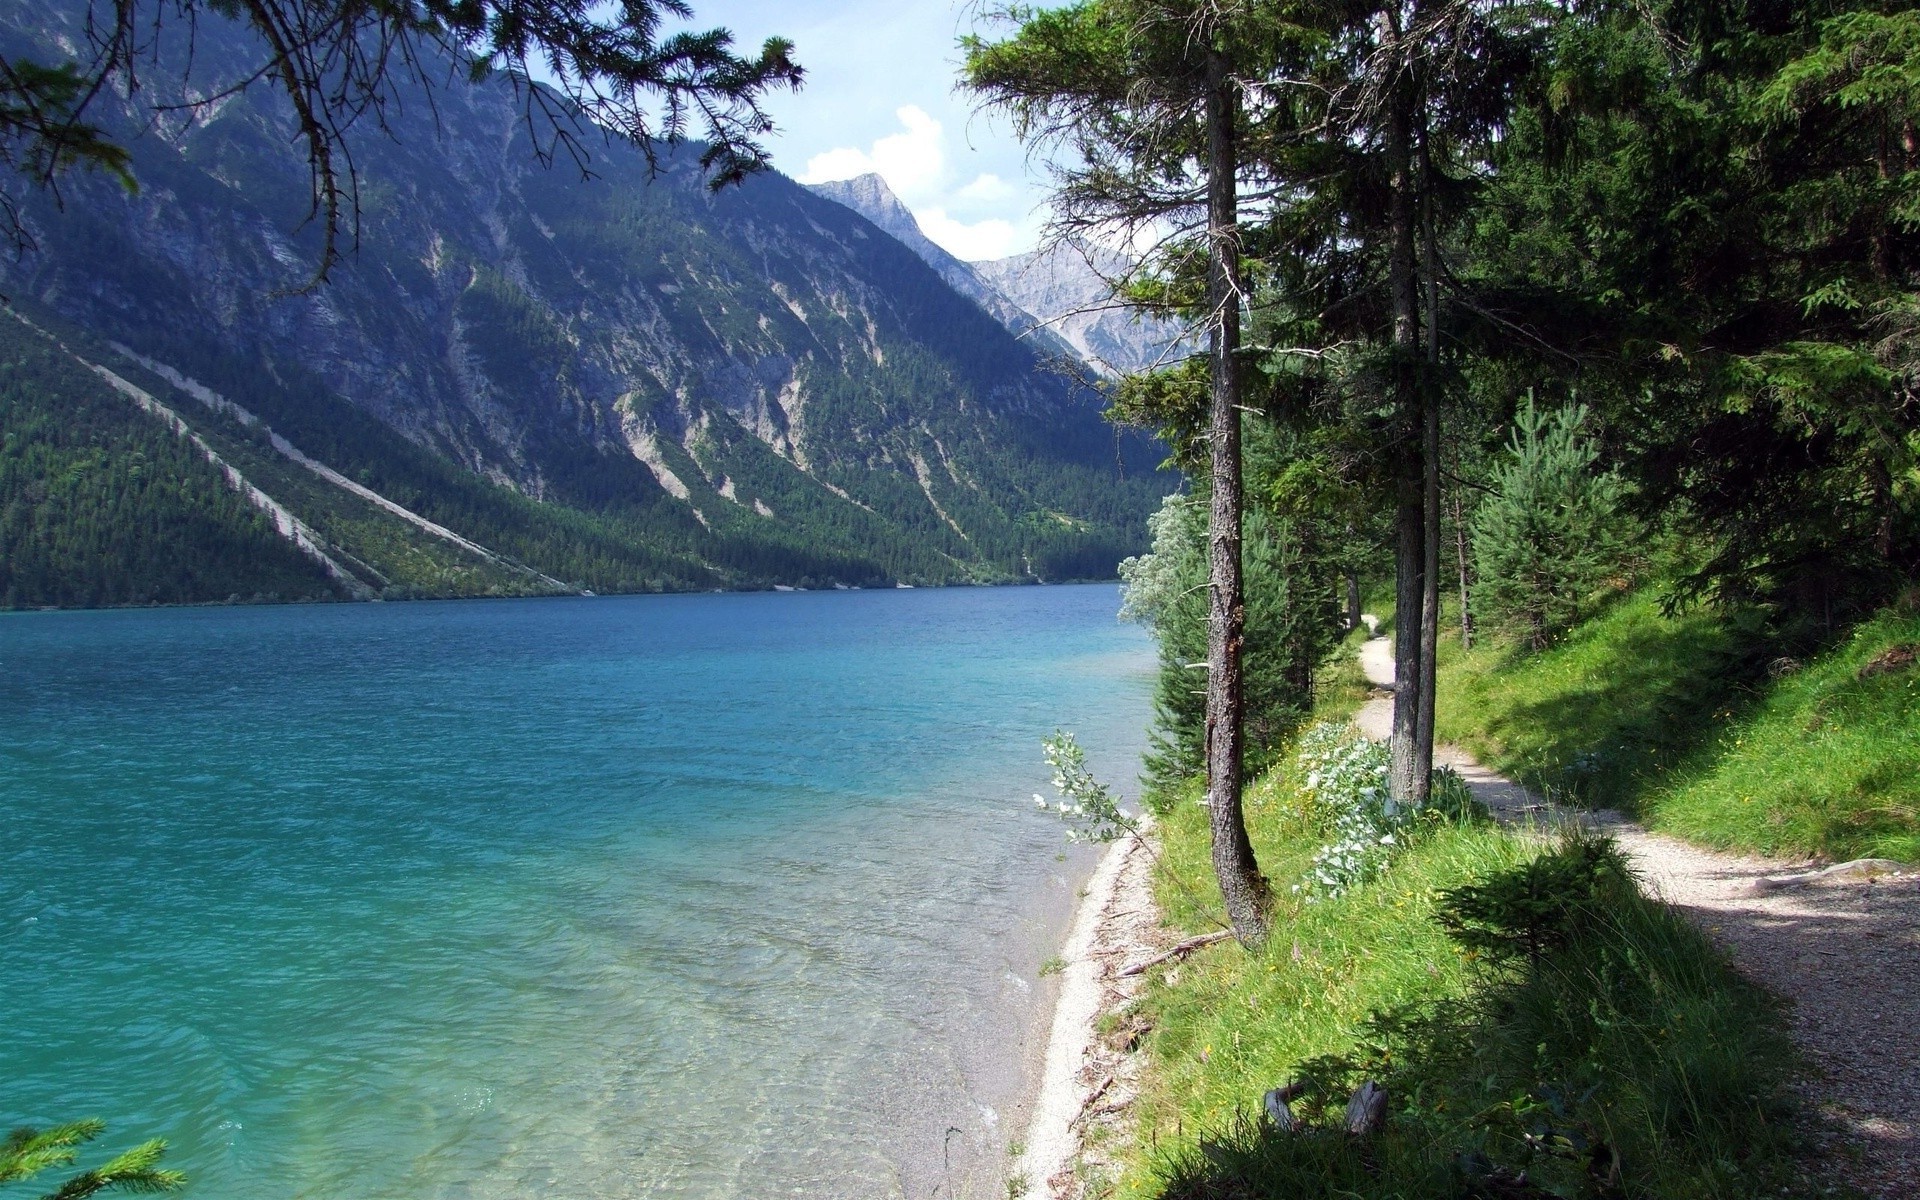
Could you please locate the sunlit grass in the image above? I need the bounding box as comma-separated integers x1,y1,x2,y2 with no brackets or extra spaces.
1436,589,1920,862
1108,749,1811,1199
1117,789,1531,1199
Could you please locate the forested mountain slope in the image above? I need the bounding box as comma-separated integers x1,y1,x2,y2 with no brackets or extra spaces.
0,314,345,608
0,3,1170,606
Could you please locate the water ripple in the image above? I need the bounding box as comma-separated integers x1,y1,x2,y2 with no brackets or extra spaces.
1,587,1150,1199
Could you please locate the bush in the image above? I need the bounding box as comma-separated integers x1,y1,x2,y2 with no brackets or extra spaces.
1291,722,1484,899
1436,835,1631,962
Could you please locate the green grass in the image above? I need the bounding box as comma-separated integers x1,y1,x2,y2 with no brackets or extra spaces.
1115,784,1531,1189
1436,589,1920,862
1104,746,1818,1200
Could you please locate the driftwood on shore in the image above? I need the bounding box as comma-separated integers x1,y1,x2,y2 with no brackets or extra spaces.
1118,930,1235,977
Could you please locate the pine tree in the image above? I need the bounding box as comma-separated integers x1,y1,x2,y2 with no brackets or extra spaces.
967,0,1314,946
1471,396,1622,650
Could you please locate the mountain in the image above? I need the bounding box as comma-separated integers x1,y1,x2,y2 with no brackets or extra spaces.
805,174,1080,366
971,243,1189,377
0,4,1172,607
805,173,1188,378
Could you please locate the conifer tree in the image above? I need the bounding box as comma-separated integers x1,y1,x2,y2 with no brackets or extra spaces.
1470,396,1622,650
966,0,1323,945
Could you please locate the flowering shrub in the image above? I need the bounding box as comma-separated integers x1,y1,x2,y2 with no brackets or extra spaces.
1292,722,1480,899
1036,730,1140,844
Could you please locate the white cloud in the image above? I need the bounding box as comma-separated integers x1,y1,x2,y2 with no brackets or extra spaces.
797,105,946,200
789,97,1048,260
915,208,1020,260
955,173,1014,203
868,106,945,197
798,146,879,184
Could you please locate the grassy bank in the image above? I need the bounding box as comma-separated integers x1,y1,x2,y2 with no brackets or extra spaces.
1089,583,1912,1196
1436,590,1920,862
1098,737,1811,1199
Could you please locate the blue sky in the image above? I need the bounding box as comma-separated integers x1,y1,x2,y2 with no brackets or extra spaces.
691,0,1053,261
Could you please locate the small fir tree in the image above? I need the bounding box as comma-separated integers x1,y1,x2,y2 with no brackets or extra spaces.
1471,397,1623,650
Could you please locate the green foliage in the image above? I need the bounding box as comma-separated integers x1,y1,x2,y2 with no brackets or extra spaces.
0,1119,184,1199
1038,729,1139,845
0,59,134,197
1471,397,1624,650
1120,489,1341,796
1439,586,1920,862
1457,1,1920,620
1125,819,1807,1200
1289,721,1485,899
1436,835,1629,964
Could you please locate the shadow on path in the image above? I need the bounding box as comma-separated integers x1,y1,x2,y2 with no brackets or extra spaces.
1353,630,1920,1198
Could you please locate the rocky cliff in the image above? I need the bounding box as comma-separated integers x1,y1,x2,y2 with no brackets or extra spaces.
971,242,1190,378
0,3,1171,602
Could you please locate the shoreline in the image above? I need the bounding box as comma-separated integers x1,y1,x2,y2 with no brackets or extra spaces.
1012,822,1166,1198
0,577,1136,617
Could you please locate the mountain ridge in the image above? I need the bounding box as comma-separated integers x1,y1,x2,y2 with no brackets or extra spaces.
804,172,1189,378
971,242,1190,377
0,3,1173,606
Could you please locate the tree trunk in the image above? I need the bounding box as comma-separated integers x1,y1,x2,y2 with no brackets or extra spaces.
1416,386,1440,795
1454,489,1473,649
1202,44,1269,947
1346,570,1362,632
1414,127,1441,801
1385,20,1428,807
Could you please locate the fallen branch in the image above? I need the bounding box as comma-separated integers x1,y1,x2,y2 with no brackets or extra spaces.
1069,1073,1116,1131
1119,930,1235,977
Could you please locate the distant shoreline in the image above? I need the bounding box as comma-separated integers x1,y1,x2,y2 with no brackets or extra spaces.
0,575,1131,617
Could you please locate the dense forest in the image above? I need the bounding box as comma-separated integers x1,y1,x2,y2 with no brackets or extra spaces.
977,2,1918,1197
0,317,341,608
964,0,1920,802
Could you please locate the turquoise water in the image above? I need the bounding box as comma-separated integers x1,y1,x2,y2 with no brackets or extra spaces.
0,585,1154,1199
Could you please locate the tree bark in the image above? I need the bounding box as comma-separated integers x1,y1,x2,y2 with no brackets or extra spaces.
1454,489,1474,649
1385,15,1428,807
1416,381,1440,795
1414,127,1441,801
1202,44,1269,946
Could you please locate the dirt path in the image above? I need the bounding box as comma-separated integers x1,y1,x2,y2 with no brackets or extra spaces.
1356,633,1919,1198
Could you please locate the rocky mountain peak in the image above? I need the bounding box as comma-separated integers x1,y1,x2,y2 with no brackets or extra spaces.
970,241,1190,378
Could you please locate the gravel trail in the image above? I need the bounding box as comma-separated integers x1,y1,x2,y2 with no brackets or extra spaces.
1355,632,1919,1197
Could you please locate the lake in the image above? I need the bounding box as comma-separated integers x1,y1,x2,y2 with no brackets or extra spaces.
0,585,1154,1199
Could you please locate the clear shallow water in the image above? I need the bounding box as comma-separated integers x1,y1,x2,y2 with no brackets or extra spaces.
0,585,1153,1199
